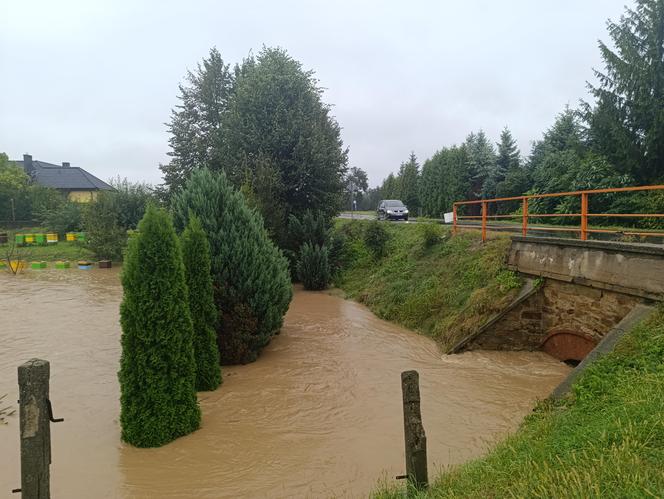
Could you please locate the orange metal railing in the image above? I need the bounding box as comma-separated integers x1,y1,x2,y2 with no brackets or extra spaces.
452,184,664,242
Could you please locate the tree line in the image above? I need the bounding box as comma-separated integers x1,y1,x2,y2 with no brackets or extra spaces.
366,0,664,220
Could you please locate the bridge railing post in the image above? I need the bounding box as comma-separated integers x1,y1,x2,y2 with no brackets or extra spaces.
481,201,487,242
522,197,528,237
452,205,457,235
581,193,588,241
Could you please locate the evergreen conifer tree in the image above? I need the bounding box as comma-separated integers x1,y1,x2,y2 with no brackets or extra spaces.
172,168,292,364
160,48,236,194
495,127,521,182
118,205,200,448
584,0,664,183
181,215,222,391
397,152,421,211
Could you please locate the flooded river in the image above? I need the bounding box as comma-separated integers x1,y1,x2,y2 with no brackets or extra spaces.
0,269,570,498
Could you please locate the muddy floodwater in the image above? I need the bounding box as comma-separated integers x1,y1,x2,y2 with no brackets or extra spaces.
0,269,570,498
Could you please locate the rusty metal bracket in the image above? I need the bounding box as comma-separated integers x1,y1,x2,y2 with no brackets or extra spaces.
46,399,64,423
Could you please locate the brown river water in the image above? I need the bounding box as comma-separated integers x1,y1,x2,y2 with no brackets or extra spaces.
0,268,570,498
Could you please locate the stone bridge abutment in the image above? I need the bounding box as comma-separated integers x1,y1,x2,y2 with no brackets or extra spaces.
452,237,664,362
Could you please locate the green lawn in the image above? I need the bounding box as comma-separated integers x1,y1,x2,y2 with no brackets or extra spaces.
0,229,93,262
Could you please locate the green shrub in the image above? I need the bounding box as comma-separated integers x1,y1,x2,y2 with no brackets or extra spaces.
364,221,390,259
181,215,221,391
82,180,155,260
417,222,442,249
38,201,82,233
109,176,155,229
495,269,522,291
326,230,347,275
82,192,127,261
172,168,292,364
285,210,331,272
118,205,200,447
296,242,331,290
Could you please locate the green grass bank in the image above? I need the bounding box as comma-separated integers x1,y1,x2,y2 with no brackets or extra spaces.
334,221,664,497
373,305,664,498
333,220,522,351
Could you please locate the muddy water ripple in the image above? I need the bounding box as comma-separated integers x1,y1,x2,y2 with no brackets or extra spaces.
0,269,570,498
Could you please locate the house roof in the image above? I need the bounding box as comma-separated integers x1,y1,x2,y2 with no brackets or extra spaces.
14,160,115,191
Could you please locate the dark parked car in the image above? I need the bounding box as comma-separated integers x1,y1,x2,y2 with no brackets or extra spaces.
377,199,409,221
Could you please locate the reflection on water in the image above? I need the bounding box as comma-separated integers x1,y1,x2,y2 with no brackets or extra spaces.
0,269,570,498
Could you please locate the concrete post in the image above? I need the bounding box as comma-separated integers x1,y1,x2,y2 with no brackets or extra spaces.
401,370,428,491
17,359,51,499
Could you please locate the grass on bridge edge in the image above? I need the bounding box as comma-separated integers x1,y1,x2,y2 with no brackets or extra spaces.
372,294,664,497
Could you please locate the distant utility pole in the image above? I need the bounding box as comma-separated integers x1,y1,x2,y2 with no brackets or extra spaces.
11,198,15,222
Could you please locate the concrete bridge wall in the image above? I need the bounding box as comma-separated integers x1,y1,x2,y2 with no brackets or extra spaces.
455,237,662,361
507,237,664,301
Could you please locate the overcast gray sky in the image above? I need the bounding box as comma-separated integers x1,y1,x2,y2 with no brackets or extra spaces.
1,0,629,187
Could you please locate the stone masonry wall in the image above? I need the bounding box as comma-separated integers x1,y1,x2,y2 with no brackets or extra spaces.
541,280,640,343
465,279,642,351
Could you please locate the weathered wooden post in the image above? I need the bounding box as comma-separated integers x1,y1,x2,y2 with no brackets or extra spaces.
16,359,56,498
401,370,428,491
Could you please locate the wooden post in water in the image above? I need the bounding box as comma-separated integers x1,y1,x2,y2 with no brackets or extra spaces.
17,359,52,499
401,370,428,491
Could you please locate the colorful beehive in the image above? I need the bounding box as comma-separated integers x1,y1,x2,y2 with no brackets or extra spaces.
15,234,25,246
24,234,35,245
76,232,87,242
55,261,71,269
78,260,93,270
46,233,58,244
9,260,26,272
98,260,112,269
30,261,47,270
66,232,77,242
35,234,46,245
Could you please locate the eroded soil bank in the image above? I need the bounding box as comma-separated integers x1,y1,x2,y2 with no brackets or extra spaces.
0,269,569,498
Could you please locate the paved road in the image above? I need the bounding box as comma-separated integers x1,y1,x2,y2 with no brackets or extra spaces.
338,212,421,223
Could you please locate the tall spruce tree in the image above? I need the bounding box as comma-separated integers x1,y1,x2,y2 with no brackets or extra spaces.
419,145,470,216
118,205,200,448
380,173,400,199
172,168,292,365
495,127,521,181
397,152,421,211
181,215,222,391
584,0,664,183
160,48,236,194
464,130,497,199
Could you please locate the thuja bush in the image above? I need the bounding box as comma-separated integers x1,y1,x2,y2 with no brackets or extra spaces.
181,215,221,391
172,169,292,364
296,242,331,290
118,205,200,447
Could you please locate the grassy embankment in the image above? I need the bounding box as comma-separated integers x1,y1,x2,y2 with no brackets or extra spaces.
333,220,521,351
374,306,664,498
335,220,664,497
